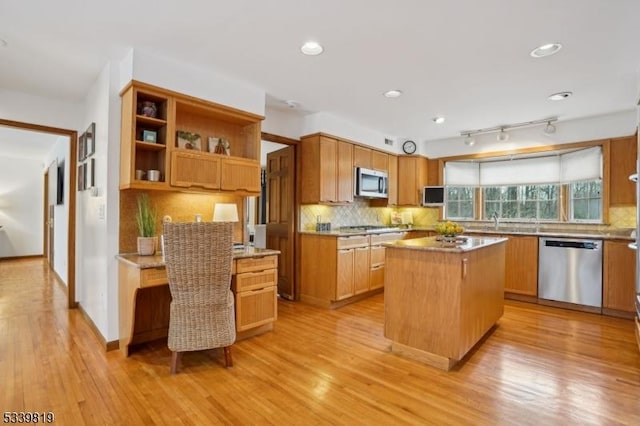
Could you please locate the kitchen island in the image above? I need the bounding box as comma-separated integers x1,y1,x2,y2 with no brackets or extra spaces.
384,236,507,370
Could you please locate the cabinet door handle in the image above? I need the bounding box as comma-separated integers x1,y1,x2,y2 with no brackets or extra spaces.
462,258,468,279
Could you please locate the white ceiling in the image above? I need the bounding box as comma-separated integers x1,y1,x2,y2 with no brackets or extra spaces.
1,0,639,142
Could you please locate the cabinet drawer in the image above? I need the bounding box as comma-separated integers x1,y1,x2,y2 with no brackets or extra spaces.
370,245,386,267
234,269,277,292
170,151,221,189
337,235,370,249
236,255,278,273
370,265,385,290
236,286,277,332
141,267,168,287
370,232,404,245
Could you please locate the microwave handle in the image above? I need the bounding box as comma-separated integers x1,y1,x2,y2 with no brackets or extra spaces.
378,177,385,194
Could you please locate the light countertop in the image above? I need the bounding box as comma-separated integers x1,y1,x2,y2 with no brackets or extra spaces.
384,236,508,253
116,247,280,269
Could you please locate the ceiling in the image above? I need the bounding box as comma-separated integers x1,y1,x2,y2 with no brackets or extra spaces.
1,0,640,142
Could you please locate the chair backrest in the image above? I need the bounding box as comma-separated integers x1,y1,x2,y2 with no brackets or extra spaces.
162,222,234,304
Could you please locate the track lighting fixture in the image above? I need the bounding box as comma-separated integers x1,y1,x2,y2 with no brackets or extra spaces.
496,128,509,142
460,117,558,146
464,133,475,146
543,121,556,135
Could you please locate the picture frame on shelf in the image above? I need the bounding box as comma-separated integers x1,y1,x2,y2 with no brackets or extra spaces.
176,130,201,150
142,130,157,143
84,122,95,157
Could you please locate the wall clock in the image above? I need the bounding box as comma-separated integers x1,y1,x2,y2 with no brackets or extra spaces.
402,140,417,154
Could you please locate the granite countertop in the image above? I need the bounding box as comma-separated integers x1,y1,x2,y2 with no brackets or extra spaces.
384,236,508,253
299,225,635,240
116,247,281,269
298,227,409,237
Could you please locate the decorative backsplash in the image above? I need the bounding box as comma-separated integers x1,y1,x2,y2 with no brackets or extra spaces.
609,206,636,229
299,203,636,233
299,199,440,231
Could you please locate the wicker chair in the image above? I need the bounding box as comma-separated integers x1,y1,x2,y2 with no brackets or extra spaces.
163,222,236,374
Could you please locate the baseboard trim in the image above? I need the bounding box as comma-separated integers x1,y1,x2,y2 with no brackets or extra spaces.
0,254,43,261
77,303,120,352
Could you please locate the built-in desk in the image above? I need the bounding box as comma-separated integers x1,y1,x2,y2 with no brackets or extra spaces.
116,247,280,356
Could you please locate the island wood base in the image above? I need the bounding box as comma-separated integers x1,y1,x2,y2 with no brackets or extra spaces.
384,237,506,370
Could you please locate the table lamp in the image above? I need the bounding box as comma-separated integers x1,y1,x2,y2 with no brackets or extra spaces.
213,203,239,222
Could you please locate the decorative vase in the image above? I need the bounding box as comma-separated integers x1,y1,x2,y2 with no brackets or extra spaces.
137,236,157,256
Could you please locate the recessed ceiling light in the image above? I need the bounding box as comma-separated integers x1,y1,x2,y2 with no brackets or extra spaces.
300,41,323,56
530,42,562,58
548,91,572,101
383,89,403,98
433,116,445,124
284,100,300,109
0,39,7,48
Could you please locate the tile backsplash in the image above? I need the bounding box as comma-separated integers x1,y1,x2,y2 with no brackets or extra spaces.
299,199,440,231
609,206,636,229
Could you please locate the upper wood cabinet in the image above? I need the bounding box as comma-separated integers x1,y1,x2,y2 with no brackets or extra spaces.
300,134,354,204
353,145,388,173
120,80,263,195
609,134,637,206
397,156,428,206
353,146,372,169
387,155,398,205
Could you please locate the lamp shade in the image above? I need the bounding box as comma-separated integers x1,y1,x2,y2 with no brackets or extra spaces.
213,203,239,222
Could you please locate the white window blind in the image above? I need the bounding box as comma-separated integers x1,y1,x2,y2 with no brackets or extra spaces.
480,156,560,186
444,146,602,186
444,162,479,186
560,146,602,183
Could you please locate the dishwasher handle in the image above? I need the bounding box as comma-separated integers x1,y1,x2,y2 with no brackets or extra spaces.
544,240,599,250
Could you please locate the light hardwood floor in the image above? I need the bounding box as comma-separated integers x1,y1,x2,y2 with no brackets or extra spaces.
1,258,639,425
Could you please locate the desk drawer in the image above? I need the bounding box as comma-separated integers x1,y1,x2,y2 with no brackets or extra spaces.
236,255,278,274
234,269,277,292
236,286,277,331
141,267,168,287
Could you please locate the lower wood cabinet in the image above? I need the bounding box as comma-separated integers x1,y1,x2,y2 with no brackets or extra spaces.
603,240,636,315
233,255,278,331
504,235,538,297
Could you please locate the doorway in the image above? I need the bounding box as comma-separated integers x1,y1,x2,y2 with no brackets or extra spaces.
260,132,299,300
0,118,77,309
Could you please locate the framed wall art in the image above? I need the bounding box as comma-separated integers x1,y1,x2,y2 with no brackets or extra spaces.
85,122,95,157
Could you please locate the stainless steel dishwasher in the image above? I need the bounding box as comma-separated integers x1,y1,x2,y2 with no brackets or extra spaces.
538,237,603,308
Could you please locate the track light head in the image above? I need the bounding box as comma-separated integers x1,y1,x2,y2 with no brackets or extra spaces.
464,133,475,146
497,128,509,142
543,121,556,135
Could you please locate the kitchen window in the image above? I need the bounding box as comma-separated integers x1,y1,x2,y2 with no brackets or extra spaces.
483,184,559,220
444,146,602,223
569,180,602,222
445,187,475,219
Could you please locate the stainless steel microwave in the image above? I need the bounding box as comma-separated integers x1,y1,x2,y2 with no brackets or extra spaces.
355,167,388,198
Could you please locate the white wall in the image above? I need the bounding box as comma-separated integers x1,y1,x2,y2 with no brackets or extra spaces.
0,88,83,130
43,136,70,283
130,49,266,116
423,110,637,158
76,61,118,340
301,111,399,153
262,106,305,140
0,156,44,257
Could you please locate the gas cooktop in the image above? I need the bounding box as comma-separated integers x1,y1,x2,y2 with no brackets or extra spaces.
339,225,400,232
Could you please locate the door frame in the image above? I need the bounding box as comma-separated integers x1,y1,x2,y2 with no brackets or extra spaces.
1,118,77,309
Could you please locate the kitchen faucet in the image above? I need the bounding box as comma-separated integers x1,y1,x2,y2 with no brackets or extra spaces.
491,211,500,230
